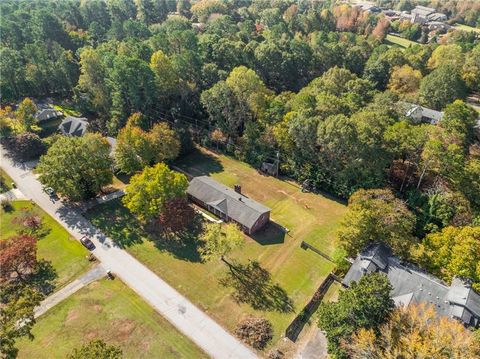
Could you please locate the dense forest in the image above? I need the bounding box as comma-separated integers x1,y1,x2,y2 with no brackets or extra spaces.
1,0,479,228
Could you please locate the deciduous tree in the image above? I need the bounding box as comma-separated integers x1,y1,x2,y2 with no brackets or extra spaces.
157,197,195,234
37,134,113,201
346,303,480,358
0,235,37,284
122,163,188,223
318,273,394,359
338,189,416,258
199,222,244,263
68,339,122,359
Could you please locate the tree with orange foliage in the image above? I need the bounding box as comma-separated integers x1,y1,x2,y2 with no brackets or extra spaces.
345,303,480,358
0,235,37,284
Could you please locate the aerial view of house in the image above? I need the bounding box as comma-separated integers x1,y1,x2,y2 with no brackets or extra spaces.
1,0,479,358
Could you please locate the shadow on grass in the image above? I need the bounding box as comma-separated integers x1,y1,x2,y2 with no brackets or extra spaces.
86,199,144,248
220,260,294,313
175,148,224,177
150,216,203,263
251,221,285,245
86,199,203,262
30,260,57,296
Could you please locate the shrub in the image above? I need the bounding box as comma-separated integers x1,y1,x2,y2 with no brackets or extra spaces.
235,316,273,350
6,132,46,161
1,199,13,212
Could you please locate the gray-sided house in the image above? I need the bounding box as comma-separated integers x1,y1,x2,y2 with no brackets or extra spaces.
343,243,480,328
187,176,271,234
58,116,88,136
403,103,444,124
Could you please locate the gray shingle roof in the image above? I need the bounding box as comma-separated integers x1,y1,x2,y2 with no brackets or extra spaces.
58,116,88,136
187,176,270,229
343,243,480,327
35,108,63,122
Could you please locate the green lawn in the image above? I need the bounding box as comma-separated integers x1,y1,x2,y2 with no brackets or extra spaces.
1,200,91,289
52,103,82,117
385,34,418,48
454,24,480,33
0,167,14,193
86,148,346,352
16,278,208,359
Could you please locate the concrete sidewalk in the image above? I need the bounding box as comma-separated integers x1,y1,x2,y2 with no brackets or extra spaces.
1,146,257,359
35,264,105,318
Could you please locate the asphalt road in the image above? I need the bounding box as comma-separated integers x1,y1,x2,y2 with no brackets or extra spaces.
1,147,256,359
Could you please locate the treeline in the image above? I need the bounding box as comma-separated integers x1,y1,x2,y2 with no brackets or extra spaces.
1,0,479,227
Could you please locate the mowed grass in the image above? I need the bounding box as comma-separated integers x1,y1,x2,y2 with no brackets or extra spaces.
454,24,480,33
385,34,418,48
87,148,346,350
16,278,208,359
0,167,14,192
1,200,91,289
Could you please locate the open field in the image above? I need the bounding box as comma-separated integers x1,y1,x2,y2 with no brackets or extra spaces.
16,278,208,359
0,167,14,192
385,34,418,48
87,148,346,351
1,200,91,289
454,24,480,33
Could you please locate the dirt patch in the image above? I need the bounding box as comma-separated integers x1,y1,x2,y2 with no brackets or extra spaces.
93,304,103,313
84,330,100,341
112,319,137,342
65,309,79,324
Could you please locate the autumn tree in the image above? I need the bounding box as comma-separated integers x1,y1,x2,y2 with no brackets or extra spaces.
68,340,122,359
427,44,464,71
115,116,180,175
338,189,417,258
418,226,480,291
0,235,37,284
6,132,46,161
346,303,480,358
318,273,394,358
122,163,188,223
388,64,422,97
157,197,195,235
199,222,244,263
37,134,113,201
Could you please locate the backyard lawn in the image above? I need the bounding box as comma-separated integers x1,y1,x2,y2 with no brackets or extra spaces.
16,278,207,359
385,34,418,48
0,167,14,193
86,148,346,353
1,200,91,289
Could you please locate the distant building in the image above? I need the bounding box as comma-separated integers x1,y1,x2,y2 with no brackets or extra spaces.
187,176,271,234
58,116,88,136
343,243,480,328
411,5,436,18
403,103,444,124
426,21,451,32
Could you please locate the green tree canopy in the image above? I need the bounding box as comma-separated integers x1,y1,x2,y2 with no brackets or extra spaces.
318,273,394,358
199,222,244,263
122,163,188,222
338,188,417,258
68,339,122,359
37,134,113,201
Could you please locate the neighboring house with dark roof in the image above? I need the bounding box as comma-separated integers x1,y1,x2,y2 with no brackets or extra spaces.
35,108,63,122
403,103,444,124
343,243,480,328
187,176,271,234
58,116,88,137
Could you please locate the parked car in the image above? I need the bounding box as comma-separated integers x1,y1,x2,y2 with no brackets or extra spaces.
80,235,95,250
44,187,55,197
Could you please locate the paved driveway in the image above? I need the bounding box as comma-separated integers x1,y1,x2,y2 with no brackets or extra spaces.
1,147,256,359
